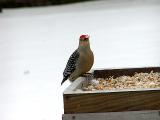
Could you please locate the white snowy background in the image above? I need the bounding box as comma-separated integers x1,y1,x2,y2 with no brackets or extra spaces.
0,0,160,120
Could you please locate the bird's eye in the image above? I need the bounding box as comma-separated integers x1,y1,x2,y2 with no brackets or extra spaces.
84,38,88,41
80,38,88,41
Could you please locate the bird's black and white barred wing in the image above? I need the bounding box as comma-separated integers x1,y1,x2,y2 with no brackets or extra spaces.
61,50,79,85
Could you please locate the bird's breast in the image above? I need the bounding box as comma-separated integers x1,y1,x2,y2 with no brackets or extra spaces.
78,50,94,73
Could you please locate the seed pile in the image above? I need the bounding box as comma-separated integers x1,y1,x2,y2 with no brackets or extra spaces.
83,71,160,91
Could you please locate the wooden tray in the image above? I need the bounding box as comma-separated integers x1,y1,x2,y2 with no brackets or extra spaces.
63,67,160,114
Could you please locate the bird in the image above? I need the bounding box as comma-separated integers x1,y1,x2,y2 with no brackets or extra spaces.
61,35,94,85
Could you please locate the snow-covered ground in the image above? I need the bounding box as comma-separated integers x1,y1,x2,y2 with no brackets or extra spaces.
0,0,160,120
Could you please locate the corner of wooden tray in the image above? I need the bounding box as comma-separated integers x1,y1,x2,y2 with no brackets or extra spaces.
63,77,86,94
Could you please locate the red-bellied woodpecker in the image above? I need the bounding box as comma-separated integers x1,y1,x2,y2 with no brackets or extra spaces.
61,35,94,85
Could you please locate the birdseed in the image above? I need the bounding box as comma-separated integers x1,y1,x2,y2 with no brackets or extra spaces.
82,71,160,91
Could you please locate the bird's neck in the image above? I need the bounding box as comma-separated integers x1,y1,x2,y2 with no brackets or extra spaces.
78,42,91,51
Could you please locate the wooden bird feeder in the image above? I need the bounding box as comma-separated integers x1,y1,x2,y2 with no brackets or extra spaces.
62,67,160,120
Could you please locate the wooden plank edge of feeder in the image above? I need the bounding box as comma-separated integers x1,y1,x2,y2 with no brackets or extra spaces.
62,110,160,120
92,66,160,71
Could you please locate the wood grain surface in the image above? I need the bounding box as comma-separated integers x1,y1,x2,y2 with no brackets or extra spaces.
64,90,160,114
94,67,160,79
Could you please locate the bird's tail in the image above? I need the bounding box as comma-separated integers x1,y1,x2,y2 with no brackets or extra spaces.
61,78,67,85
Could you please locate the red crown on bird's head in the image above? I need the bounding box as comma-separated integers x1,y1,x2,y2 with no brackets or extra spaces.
80,34,89,39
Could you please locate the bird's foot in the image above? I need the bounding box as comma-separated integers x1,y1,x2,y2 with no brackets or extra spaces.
81,73,93,77
83,73,94,85
81,73,94,89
